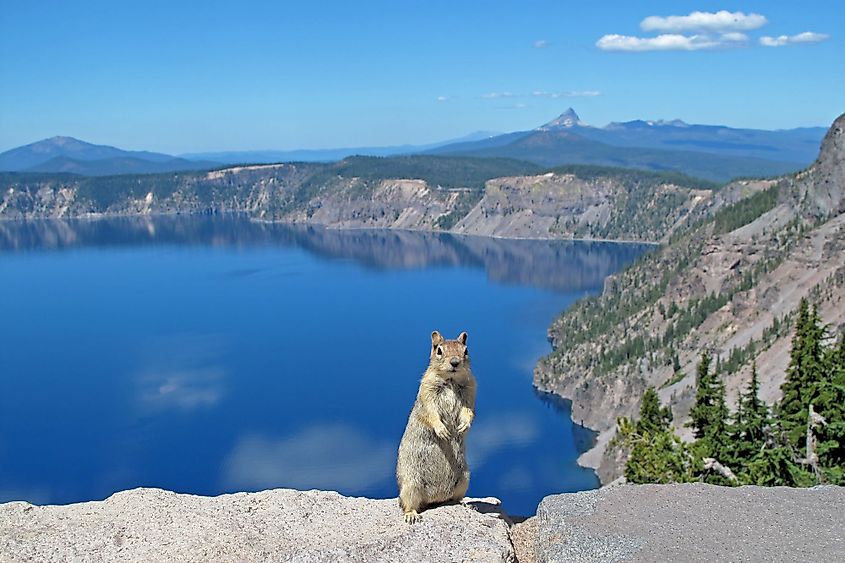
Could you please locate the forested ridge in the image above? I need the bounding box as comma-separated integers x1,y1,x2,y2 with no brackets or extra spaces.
618,298,844,486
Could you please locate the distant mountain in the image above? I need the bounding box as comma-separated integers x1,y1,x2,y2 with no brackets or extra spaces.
26,156,218,176
578,119,826,163
0,137,219,176
428,109,825,183
536,107,587,130
179,131,502,165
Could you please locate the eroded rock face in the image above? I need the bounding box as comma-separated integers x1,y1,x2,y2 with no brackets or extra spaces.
0,488,515,563
535,484,845,563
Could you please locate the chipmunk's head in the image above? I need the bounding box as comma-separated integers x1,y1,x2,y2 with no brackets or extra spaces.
429,330,470,377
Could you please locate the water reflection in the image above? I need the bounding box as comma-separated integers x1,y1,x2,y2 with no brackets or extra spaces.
135,334,228,412
534,389,597,454
0,215,652,292
222,425,395,493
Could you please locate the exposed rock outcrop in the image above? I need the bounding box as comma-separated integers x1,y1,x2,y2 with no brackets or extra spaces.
535,484,845,562
0,488,515,562
3,485,843,562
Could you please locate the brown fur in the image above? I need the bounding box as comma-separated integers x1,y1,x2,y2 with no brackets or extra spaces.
396,330,477,523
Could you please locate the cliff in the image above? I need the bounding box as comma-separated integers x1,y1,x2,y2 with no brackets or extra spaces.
534,113,845,483
0,162,714,244
2,485,842,562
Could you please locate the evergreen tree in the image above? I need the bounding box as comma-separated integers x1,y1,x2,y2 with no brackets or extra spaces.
737,362,769,459
745,441,815,487
636,387,671,437
617,387,694,484
810,330,845,484
625,430,694,484
688,352,714,440
779,300,826,448
688,353,731,461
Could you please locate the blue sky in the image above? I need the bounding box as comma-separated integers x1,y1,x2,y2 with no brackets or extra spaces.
1,1,842,153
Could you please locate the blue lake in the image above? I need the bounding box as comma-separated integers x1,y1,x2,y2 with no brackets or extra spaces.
0,215,649,515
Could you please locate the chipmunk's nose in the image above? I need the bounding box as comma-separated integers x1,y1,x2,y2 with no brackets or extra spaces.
450,357,460,367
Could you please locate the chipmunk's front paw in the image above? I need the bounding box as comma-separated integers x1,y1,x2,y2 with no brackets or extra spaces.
457,408,474,434
434,422,451,440
403,510,421,524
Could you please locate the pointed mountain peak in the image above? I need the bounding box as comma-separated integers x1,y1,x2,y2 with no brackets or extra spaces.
537,108,586,130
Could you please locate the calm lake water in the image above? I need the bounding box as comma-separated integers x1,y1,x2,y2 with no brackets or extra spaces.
0,215,649,515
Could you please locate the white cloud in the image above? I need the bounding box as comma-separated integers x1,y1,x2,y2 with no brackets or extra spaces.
641,10,767,33
533,39,549,49
482,92,515,99
760,31,830,47
599,11,827,53
597,33,734,52
532,90,601,98
436,95,450,102
721,32,749,43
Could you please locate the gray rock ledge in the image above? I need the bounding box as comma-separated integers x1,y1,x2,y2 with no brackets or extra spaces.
0,488,514,562
535,483,845,563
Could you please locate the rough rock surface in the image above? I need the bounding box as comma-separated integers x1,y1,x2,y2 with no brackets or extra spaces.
0,488,515,562
535,484,845,563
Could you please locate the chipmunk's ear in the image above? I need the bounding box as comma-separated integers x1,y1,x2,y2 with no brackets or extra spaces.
457,331,468,345
431,331,443,347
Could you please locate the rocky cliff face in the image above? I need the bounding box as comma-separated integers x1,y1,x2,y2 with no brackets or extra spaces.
0,165,712,244
451,173,710,241
534,113,845,483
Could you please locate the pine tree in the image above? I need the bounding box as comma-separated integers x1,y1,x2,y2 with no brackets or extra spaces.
810,330,845,484
625,430,693,484
636,387,671,437
779,300,826,448
727,362,774,481
688,353,731,455
739,362,769,457
617,387,693,484
688,352,714,440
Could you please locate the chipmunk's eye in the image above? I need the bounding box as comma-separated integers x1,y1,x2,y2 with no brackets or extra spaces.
436,346,443,356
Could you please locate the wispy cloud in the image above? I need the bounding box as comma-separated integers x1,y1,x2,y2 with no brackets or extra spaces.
641,11,767,33
482,91,516,99
436,95,450,103
533,39,549,49
532,90,601,98
760,32,830,47
597,33,746,52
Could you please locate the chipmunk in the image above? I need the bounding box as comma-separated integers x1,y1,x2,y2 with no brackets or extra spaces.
396,330,477,523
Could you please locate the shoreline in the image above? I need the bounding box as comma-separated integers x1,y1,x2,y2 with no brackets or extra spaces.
0,210,662,246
